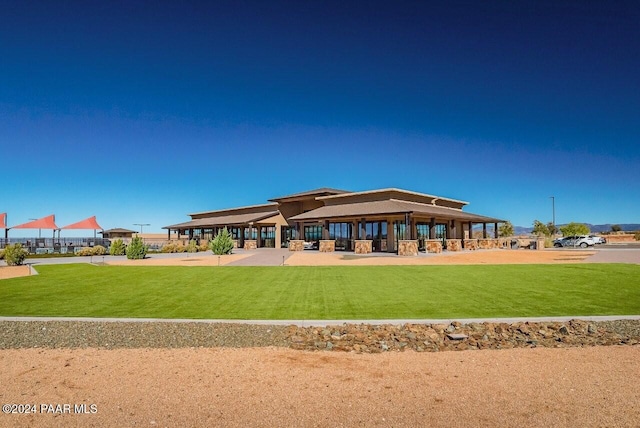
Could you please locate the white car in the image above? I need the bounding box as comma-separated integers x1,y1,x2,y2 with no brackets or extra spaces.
589,235,607,244
553,235,595,248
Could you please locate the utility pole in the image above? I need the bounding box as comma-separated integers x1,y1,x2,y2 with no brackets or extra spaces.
133,223,150,234
550,196,556,236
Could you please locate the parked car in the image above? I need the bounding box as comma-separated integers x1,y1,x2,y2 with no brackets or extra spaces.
553,235,595,248
589,235,607,244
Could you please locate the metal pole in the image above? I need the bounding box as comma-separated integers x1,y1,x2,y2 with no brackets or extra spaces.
550,196,555,235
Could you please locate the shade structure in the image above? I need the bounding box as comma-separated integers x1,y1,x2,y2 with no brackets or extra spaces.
60,216,103,231
11,215,59,230
0,213,6,229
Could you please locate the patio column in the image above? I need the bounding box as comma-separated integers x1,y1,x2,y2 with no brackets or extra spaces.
405,213,411,239
387,218,395,252
429,217,436,239
494,222,499,238
296,222,302,241
483,223,487,239
360,218,366,240
322,220,329,240
468,222,473,239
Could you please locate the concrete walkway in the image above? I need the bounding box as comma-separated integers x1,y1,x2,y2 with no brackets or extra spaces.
226,248,292,266
1,315,639,327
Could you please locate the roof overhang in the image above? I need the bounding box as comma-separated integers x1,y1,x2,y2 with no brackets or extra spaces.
164,211,280,230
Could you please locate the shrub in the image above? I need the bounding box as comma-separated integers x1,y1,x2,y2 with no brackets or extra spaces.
92,245,106,255
77,247,106,256
635,232,640,241
0,249,4,260
4,244,28,265
198,243,209,252
109,239,126,256
186,240,198,253
126,235,148,260
161,243,187,253
210,227,234,255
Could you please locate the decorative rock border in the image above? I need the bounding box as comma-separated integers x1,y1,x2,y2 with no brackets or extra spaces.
288,240,305,251
354,240,372,254
287,319,640,353
319,240,335,252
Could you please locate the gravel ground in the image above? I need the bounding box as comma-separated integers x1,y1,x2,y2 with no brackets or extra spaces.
1,319,639,350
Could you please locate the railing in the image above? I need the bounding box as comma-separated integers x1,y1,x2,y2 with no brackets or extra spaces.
0,238,112,254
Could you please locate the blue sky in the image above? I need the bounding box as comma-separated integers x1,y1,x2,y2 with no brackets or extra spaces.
1,0,639,236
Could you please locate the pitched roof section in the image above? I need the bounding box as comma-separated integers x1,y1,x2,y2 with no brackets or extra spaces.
289,199,502,223
164,211,280,230
318,188,468,209
268,187,350,202
189,203,278,219
11,215,59,230
101,228,137,234
60,216,103,230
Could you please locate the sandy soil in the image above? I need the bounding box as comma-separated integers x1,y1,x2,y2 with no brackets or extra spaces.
286,249,594,266
0,266,31,280
1,346,638,427
105,253,250,267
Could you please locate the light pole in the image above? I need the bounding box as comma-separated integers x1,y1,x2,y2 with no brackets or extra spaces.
549,196,556,236
133,223,150,234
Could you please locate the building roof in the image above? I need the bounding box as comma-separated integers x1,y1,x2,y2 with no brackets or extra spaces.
268,187,350,202
289,199,503,223
164,211,280,229
318,188,468,208
188,203,278,218
101,228,137,234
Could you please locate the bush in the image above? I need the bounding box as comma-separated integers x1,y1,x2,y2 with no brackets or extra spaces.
186,240,198,253
92,245,106,255
210,227,234,255
4,244,28,266
635,232,640,241
198,243,209,252
126,235,148,260
77,246,106,256
161,243,187,253
0,249,4,260
109,239,126,256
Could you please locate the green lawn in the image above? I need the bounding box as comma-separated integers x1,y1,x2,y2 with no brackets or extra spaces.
0,264,639,319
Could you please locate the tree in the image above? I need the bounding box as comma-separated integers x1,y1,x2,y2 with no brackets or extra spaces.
559,222,590,237
126,235,148,260
109,239,126,256
532,220,551,237
210,227,234,255
498,221,514,237
4,243,28,266
546,222,558,236
611,224,622,232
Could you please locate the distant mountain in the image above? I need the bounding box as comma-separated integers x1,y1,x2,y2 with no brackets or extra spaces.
514,223,640,235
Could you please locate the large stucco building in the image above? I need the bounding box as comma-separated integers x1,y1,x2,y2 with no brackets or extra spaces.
164,187,504,255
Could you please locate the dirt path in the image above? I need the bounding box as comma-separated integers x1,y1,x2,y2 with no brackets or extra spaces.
0,266,31,280
1,346,638,427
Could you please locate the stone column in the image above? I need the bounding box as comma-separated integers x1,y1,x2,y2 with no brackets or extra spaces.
483,223,487,239
429,217,436,239
494,222,499,239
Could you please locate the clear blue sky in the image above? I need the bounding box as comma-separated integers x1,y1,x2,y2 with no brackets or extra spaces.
1,0,639,236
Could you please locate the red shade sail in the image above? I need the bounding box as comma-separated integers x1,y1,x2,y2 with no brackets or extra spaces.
11,215,59,230
60,216,103,230
0,213,6,229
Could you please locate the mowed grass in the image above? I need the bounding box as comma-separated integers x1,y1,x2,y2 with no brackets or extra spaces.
0,263,639,319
